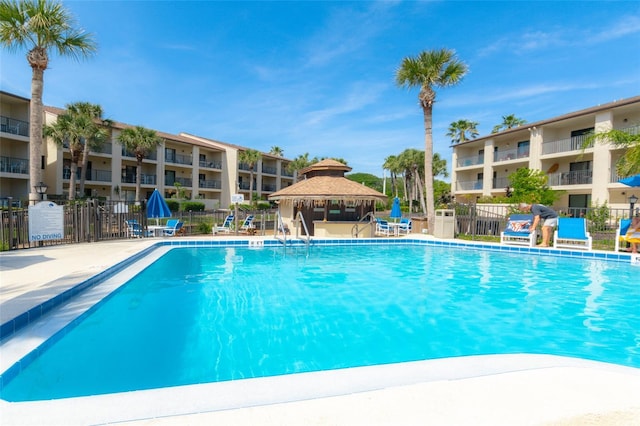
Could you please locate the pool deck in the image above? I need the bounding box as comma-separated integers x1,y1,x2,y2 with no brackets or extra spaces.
1,237,640,425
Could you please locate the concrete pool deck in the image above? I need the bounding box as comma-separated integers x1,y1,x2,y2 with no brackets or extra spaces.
1,237,640,425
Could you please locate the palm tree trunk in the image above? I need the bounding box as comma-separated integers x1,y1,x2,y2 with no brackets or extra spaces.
79,143,90,196
29,68,44,204
135,160,142,202
68,162,78,200
423,106,436,233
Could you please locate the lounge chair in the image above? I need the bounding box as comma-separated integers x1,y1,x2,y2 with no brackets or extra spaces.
126,219,143,238
240,215,255,233
500,214,536,247
397,218,412,235
553,217,592,250
213,214,234,234
375,218,392,237
615,218,632,252
163,219,184,237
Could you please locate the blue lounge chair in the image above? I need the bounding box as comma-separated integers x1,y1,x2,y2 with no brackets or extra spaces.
500,214,536,247
213,214,234,234
615,218,632,252
163,219,184,237
553,217,592,250
240,215,255,233
126,219,142,238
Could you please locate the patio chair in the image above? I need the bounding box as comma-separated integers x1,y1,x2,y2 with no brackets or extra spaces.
163,219,184,237
553,217,592,250
615,218,632,252
500,214,536,247
375,218,392,237
239,215,255,234
397,218,412,235
125,219,142,238
213,214,234,234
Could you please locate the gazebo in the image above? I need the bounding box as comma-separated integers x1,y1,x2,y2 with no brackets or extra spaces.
268,159,387,237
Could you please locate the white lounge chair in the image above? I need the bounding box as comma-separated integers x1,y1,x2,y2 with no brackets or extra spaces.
553,218,592,250
240,215,255,233
500,214,536,247
375,218,392,237
163,219,184,237
213,214,234,234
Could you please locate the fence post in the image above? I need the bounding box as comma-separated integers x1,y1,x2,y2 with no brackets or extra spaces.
7,197,14,250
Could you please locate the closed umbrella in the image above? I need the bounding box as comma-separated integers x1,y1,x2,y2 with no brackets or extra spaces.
390,197,402,222
147,189,171,225
619,174,640,187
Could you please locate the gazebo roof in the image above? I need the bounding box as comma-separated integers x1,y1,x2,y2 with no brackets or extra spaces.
269,176,386,205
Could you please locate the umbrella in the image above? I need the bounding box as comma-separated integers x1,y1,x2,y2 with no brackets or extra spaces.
146,189,171,225
390,197,402,222
619,174,640,187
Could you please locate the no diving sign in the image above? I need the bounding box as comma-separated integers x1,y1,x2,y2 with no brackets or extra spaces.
28,201,64,242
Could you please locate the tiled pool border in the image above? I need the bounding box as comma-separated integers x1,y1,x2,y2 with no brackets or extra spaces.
0,237,632,343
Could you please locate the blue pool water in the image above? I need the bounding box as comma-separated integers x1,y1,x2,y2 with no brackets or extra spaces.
2,244,639,401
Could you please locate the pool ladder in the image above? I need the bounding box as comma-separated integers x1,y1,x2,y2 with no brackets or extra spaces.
274,211,312,253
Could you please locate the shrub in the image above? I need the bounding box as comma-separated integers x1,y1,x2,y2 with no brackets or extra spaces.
166,200,180,212
181,201,205,212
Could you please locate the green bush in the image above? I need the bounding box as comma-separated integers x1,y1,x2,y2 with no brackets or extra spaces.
197,222,213,234
181,201,205,212
166,200,180,212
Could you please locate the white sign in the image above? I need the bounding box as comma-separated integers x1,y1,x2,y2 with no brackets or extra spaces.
29,201,64,242
113,202,129,214
231,194,245,204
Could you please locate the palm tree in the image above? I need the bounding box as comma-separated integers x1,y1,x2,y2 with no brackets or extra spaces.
269,146,284,157
584,129,640,177
288,153,312,177
238,148,262,205
44,111,84,200
491,114,527,133
396,48,467,232
0,0,96,203
71,103,111,196
383,155,402,198
116,126,163,202
447,119,479,144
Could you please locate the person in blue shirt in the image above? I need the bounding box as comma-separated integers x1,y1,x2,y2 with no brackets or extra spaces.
519,202,558,247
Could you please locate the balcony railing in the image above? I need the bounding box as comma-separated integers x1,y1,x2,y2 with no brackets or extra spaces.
0,116,29,137
457,155,483,168
281,169,294,177
199,179,221,189
456,180,483,191
94,143,112,155
493,147,529,162
122,148,158,161
548,170,592,186
492,177,509,190
165,177,192,187
238,163,251,171
165,153,192,166
262,165,277,174
542,135,593,155
199,160,222,169
0,156,28,174
238,181,250,190
122,173,157,184
262,184,277,192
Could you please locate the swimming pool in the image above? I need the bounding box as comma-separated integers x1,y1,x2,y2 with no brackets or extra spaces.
1,241,639,403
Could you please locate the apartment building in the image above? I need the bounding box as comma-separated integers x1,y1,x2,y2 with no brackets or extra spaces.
451,95,640,211
0,91,294,209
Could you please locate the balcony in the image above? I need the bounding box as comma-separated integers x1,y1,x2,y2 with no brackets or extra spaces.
542,135,593,155
456,180,483,191
262,183,277,192
492,176,509,190
457,155,483,168
122,173,157,184
166,177,192,187
94,143,112,155
262,165,277,175
281,168,294,177
122,148,158,161
63,168,112,182
165,153,192,166
493,147,529,162
199,179,221,189
548,170,592,186
199,159,222,169
0,156,28,174
0,116,29,137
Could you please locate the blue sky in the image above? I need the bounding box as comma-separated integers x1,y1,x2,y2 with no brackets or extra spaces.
2,1,639,177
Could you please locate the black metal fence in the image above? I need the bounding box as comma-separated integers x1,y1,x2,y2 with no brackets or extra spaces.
1,199,633,251
0,199,272,251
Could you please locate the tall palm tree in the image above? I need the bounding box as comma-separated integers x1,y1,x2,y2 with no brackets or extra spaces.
383,154,401,198
491,114,527,133
116,126,163,202
585,129,640,177
447,119,479,144
67,102,111,196
288,153,312,177
0,0,96,203
269,146,284,157
44,111,84,200
238,148,261,205
396,48,467,232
